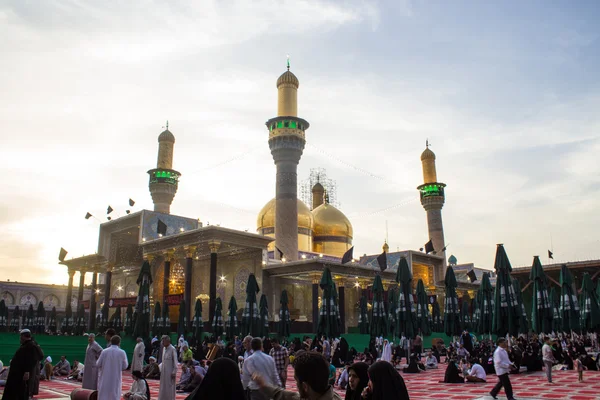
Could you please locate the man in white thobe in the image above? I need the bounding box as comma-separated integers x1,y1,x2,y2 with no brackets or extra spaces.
132,337,145,373
381,339,392,363
158,335,177,400
97,335,128,400
82,333,103,390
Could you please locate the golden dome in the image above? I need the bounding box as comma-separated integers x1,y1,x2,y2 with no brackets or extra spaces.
312,203,353,239
257,198,313,231
277,70,299,89
421,147,435,161
158,129,175,143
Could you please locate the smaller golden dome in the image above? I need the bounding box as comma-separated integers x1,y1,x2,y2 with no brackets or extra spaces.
277,70,299,89
421,147,435,161
312,203,353,239
158,129,175,143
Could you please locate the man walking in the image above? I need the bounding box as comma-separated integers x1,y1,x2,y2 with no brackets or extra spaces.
132,337,145,373
542,336,556,384
242,338,281,400
490,338,516,400
96,335,128,400
2,329,39,400
82,333,103,390
158,335,177,400
269,338,289,388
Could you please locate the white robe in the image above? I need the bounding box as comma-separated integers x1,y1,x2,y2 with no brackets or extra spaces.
158,344,177,400
96,345,128,400
132,342,145,372
382,342,393,363
82,340,103,390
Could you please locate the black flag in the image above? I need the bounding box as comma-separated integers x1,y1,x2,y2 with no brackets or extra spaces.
548,250,554,259
129,198,135,207
341,246,354,264
107,205,113,214
275,247,284,259
58,248,68,262
376,251,387,272
157,219,167,236
467,270,477,283
126,210,131,214
84,212,92,220
424,240,434,254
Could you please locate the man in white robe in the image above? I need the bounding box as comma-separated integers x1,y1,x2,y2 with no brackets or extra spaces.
381,339,393,363
97,335,128,400
82,333,103,390
132,337,145,373
158,335,177,400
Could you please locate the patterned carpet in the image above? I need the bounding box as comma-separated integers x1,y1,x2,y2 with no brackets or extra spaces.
2,361,599,400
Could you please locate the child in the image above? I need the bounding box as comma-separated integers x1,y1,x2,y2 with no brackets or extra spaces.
575,355,586,382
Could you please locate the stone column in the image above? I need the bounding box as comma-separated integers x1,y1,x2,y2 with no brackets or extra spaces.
337,279,346,335
88,271,98,330
312,275,319,334
185,247,196,328
208,240,221,329
66,269,76,307
77,270,86,305
163,254,172,304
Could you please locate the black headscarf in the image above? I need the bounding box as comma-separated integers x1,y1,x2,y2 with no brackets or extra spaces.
186,357,245,400
367,361,410,400
345,362,369,400
132,370,150,400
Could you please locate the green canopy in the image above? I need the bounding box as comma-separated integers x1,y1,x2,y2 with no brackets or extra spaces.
278,290,291,338
370,275,388,338
318,267,341,339
10,306,21,332
124,304,134,336
152,301,162,337
416,279,431,337
259,294,269,338
358,294,370,334
36,301,46,334
530,256,553,334
432,301,443,332
133,260,153,339
460,294,471,332
241,274,261,337
226,296,239,339
549,287,561,333
178,299,187,337
512,279,529,334
579,273,600,333
48,306,57,334
477,272,494,336
212,297,224,336
25,304,35,331
492,244,520,337
443,266,461,337
559,264,580,333
395,257,416,339
192,299,203,343
75,303,86,335
387,287,398,338
163,302,171,335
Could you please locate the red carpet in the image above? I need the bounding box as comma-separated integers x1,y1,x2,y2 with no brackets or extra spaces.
3,361,599,400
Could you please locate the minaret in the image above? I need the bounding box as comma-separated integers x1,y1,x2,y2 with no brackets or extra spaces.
266,60,309,261
147,123,181,214
417,141,447,269
311,181,324,210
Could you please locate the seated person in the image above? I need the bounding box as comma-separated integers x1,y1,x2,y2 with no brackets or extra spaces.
0,361,7,387
328,362,336,386
336,364,349,389
465,358,486,383
425,351,438,369
181,344,194,363
176,364,191,390
142,356,160,379
53,356,71,377
67,360,84,380
441,358,464,383
456,344,470,362
124,370,150,400
177,366,202,393
41,357,53,381
403,355,424,373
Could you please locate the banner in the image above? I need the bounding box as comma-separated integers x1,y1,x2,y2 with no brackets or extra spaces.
108,297,137,307
80,300,90,309
165,293,184,305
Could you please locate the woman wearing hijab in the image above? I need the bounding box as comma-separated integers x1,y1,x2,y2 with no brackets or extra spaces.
186,357,245,400
364,361,410,400
345,362,369,400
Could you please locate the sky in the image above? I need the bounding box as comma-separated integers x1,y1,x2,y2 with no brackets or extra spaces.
1,0,599,285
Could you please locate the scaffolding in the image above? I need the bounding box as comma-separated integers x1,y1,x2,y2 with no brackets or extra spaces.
299,168,340,209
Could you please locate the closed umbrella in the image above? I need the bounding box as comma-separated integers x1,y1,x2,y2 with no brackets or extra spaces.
133,260,153,339
549,287,561,333
472,292,481,334
278,290,291,339
212,297,224,336
98,302,109,332
478,272,494,337
26,304,35,330
431,301,442,333
358,294,369,334
226,296,239,339
443,266,461,338
416,279,431,337
178,299,187,337
36,301,46,334
460,294,471,332
76,303,87,335
369,275,387,338
192,299,203,344
48,307,57,334
318,267,341,339
152,301,162,337
559,264,580,333
387,287,397,339
63,303,73,334
530,256,553,334
512,279,529,334
395,257,416,339
10,306,21,332
112,305,123,332
579,273,600,333
162,302,171,335
492,244,520,337
259,294,269,338
124,304,134,336
0,300,6,332
241,274,260,337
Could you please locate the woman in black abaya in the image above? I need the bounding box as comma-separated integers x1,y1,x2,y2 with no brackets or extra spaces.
364,361,410,400
186,357,245,400
345,362,369,400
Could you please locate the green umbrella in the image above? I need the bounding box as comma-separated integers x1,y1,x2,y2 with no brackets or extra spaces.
477,272,494,336
78,303,88,335
443,266,461,337
395,257,416,339
460,294,471,332
512,279,529,334
259,294,269,338
36,301,46,334
530,256,553,334
472,292,481,334
416,279,431,337
549,286,561,333
579,273,600,333
212,297,224,336
492,244,520,337
358,294,370,334
370,275,388,338
192,299,203,343
178,299,187,337
431,301,442,332
152,301,162,336
0,300,6,332
596,279,600,302
124,304,134,336
318,267,341,339
241,274,261,337
48,306,57,334
25,304,35,331
111,305,123,332
559,264,580,333
133,260,153,339
226,296,239,339
98,301,109,332
10,306,21,332
278,290,291,338
163,302,171,335
387,287,398,338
